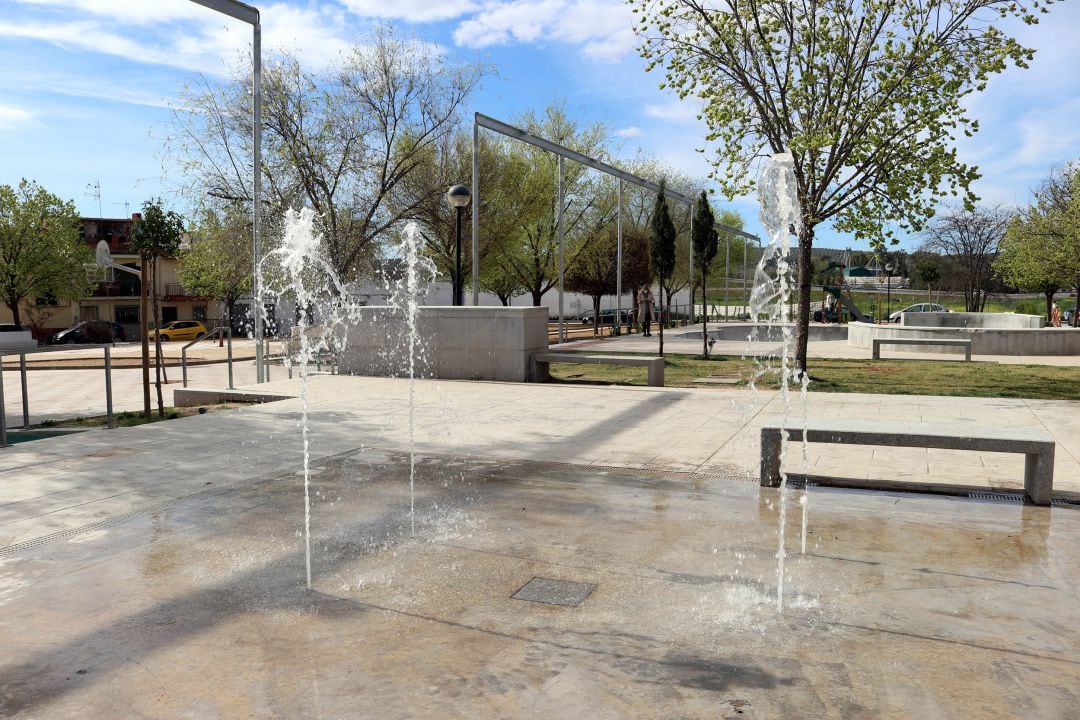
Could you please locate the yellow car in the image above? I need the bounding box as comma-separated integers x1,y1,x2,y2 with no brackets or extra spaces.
147,320,208,342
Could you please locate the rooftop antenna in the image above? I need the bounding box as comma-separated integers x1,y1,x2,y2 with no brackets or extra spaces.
113,199,130,217
85,180,102,217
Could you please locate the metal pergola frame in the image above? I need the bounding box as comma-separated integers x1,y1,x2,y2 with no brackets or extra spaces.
471,112,759,341
189,0,264,382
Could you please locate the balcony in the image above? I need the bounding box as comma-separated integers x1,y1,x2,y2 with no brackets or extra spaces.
164,284,209,300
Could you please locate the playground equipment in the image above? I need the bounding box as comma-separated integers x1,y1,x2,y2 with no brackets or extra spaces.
816,262,873,323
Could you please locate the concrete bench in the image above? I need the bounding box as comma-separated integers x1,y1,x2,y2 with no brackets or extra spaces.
872,337,972,361
759,418,1055,505
531,352,664,387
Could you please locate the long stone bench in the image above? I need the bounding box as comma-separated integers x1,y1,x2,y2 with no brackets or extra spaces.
872,337,972,361
759,418,1056,505
531,352,664,387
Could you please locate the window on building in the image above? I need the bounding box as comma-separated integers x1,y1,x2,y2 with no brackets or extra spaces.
115,305,139,325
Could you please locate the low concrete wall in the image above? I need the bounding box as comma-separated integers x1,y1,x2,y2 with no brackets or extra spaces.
901,312,1044,329
849,321,1080,356
685,323,848,342
0,331,37,351
340,306,549,382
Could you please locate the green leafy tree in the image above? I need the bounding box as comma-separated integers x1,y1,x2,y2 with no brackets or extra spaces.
714,210,749,315
650,180,677,355
633,0,1053,371
396,130,530,303
492,103,613,307
177,203,253,333
0,179,88,329
131,199,184,417
692,191,718,355
996,163,1080,322
913,252,943,302
565,225,619,334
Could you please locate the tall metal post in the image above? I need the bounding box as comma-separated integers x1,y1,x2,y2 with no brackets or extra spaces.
743,237,749,319
557,155,565,344
471,117,480,305
725,233,731,321
104,346,114,429
227,327,235,390
688,209,694,325
253,20,264,382
19,353,28,429
454,206,464,306
616,178,623,336
0,360,6,448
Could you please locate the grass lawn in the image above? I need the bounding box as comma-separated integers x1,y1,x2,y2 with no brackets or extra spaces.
38,404,236,429
549,353,1080,401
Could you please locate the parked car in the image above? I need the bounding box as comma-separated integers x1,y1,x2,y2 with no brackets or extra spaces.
147,320,208,342
45,321,126,345
888,303,949,323
579,308,632,325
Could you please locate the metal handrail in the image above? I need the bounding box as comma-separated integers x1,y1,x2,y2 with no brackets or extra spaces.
0,344,114,447
181,327,233,390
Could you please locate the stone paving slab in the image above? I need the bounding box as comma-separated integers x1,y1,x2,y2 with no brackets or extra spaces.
0,444,1078,718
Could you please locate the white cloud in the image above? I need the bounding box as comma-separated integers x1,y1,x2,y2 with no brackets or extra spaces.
0,2,354,76
644,101,702,123
453,0,635,61
343,0,479,22
0,104,36,130
1011,97,1080,168
12,0,208,25
615,126,643,138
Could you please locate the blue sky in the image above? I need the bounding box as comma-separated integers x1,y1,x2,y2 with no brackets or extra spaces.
1,0,1078,252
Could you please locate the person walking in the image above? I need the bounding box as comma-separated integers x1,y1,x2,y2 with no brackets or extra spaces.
1051,302,1062,327
638,285,655,336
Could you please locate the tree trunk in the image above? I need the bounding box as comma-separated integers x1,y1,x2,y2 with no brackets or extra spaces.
531,289,543,306
795,225,814,374
151,259,165,417
1044,290,1056,323
702,269,709,358
592,296,601,335
658,280,665,357
1074,277,1080,327
9,301,21,329
690,277,695,325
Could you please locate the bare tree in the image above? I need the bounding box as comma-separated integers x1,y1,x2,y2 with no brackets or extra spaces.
921,206,1011,311
168,25,485,281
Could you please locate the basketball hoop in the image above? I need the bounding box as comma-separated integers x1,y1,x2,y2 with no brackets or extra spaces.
83,263,110,283
94,239,140,278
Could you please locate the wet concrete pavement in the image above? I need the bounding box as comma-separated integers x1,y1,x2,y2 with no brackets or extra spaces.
1,438,1078,718
1,372,1080,717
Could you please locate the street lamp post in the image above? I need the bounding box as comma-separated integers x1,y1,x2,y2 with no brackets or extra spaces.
885,261,894,321
447,185,471,306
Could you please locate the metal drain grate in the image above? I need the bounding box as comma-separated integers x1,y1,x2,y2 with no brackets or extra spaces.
967,492,1024,504
511,577,595,607
0,485,233,557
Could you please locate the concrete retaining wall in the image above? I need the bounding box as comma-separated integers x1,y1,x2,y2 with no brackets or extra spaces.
686,323,849,342
340,306,549,382
0,331,37,351
901,312,1044,329
849,321,1080,356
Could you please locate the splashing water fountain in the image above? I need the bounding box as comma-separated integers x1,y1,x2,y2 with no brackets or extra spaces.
2,189,1079,718
386,222,437,536
264,207,360,590
748,152,812,611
